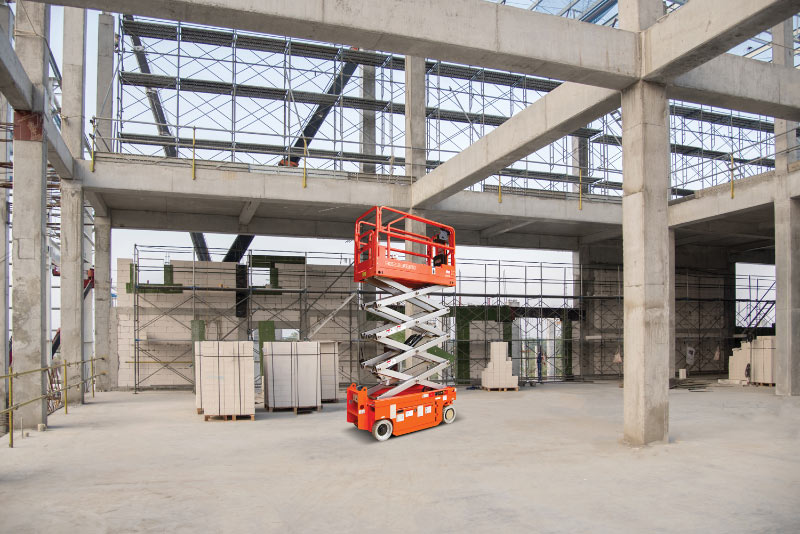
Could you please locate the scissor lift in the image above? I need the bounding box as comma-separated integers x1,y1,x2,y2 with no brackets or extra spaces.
347,207,457,441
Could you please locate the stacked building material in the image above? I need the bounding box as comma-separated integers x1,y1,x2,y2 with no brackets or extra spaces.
728,336,775,385
481,342,518,390
319,341,340,402
195,341,255,419
263,341,322,412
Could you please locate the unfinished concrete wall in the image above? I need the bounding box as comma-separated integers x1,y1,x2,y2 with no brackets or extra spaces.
575,244,735,377
115,259,359,389
115,259,242,388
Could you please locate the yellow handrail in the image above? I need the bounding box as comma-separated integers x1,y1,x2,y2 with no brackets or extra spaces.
3,357,107,448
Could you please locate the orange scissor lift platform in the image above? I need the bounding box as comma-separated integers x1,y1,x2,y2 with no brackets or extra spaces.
347,206,458,441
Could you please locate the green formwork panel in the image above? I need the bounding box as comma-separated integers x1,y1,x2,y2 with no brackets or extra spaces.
126,263,182,294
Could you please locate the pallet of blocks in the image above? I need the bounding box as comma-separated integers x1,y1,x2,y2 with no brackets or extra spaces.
727,336,776,386
481,342,519,391
263,341,322,413
196,341,256,421
319,341,340,403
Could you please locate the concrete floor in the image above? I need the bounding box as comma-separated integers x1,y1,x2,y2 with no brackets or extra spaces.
1,382,799,533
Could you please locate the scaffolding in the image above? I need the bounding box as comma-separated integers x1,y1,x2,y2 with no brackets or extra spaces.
122,245,776,391
111,15,792,203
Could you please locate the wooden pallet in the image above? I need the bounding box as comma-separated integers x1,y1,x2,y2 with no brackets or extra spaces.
751,382,775,387
197,408,204,415
203,414,255,422
267,405,322,414
481,386,519,392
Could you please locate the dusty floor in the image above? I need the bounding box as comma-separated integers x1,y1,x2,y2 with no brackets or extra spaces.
2,382,799,533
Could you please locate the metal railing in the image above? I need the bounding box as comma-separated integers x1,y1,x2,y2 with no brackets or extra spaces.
1,357,106,448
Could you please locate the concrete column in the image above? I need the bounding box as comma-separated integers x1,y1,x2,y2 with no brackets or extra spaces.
772,19,800,397
404,55,428,260
772,21,798,172
619,0,670,446
402,56,428,372
12,1,50,428
360,64,376,174
60,181,85,404
62,7,87,158
0,2,13,432
95,12,115,152
721,258,737,368
59,7,88,403
94,216,112,390
83,212,93,370
774,195,800,395
405,55,426,182
668,229,675,378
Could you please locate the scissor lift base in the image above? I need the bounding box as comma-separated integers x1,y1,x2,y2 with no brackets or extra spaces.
347,383,456,439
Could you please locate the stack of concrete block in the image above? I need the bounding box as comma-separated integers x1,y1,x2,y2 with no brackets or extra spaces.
728,336,775,385
195,341,255,417
263,341,322,411
319,341,340,402
481,342,518,389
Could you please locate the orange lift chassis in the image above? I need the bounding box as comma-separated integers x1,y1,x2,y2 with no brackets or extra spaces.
347,206,458,441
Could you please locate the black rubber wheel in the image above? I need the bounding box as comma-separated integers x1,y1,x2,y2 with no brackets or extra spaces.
443,405,457,424
372,419,393,441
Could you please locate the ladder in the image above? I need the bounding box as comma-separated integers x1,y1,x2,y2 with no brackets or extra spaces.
360,275,452,399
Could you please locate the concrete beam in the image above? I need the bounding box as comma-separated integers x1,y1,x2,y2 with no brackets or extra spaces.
411,53,800,209
43,118,75,179
643,0,800,82
81,156,623,235
579,228,622,245
411,84,620,208
79,159,411,208
479,220,533,239
0,17,33,109
430,189,621,227
113,210,355,238
668,171,778,228
238,200,259,225
110,209,579,250
28,0,640,89
671,54,800,123
84,190,108,217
